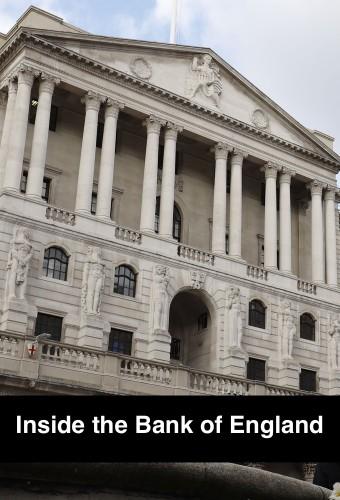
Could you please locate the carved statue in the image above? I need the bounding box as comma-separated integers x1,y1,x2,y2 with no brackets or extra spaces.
153,265,170,332
188,54,222,107
280,302,295,360
328,316,340,371
227,287,243,348
81,247,105,315
5,226,33,301
190,271,206,290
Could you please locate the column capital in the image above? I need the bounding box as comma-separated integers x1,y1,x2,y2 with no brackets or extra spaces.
279,167,296,184
231,148,248,164
143,115,166,134
262,162,279,179
81,91,104,112
7,77,18,95
308,179,324,196
16,64,38,86
324,184,336,201
105,98,124,118
39,73,60,94
165,121,183,140
212,142,231,160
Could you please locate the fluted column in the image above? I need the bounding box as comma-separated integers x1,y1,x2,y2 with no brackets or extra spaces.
0,77,17,189
279,168,295,273
229,149,247,258
212,142,230,255
26,74,59,200
75,92,102,214
159,122,182,238
324,186,337,287
263,162,279,269
96,99,124,220
309,180,324,283
140,115,165,232
3,65,35,192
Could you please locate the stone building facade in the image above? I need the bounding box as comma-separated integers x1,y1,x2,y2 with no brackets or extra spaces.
0,6,339,396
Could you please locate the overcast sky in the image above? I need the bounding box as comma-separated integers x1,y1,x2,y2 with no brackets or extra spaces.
1,0,340,157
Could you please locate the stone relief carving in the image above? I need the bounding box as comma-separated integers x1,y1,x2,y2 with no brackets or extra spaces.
5,226,33,301
130,57,152,80
190,271,206,290
152,265,170,331
251,108,269,129
328,315,340,371
186,54,222,107
280,300,296,360
227,287,243,349
81,247,105,315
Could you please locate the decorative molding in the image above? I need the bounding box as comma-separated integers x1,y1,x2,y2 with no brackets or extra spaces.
251,108,269,130
308,179,324,196
190,270,206,290
212,142,231,160
186,53,222,107
130,57,152,80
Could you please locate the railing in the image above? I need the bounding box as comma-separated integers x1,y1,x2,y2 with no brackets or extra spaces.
247,265,268,280
0,334,19,357
178,244,215,265
190,371,248,395
41,343,100,371
46,206,76,225
297,279,317,294
120,358,172,384
115,226,142,244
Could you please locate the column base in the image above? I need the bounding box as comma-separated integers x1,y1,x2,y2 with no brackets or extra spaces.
26,193,44,202
78,313,110,350
96,214,112,222
148,329,171,363
222,347,248,378
75,209,92,216
0,298,29,335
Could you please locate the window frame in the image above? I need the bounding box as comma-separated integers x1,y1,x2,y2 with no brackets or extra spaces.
299,313,316,342
248,299,266,330
108,328,133,355
42,246,69,282
113,265,137,298
247,357,266,382
20,170,51,203
34,312,63,342
299,368,317,392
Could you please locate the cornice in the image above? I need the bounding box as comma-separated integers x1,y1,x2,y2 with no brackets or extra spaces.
1,30,339,171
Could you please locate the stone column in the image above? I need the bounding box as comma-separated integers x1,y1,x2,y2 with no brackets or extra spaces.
75,92,102,214
212,142,230,255
159,122,182,238
3,65,35,192
26,74,59,200
0,78,17,189
263,162,279,269
229,149,247,258
279,168,295,273
96,99,124,220
140,115,165,232
324,186,337,287
309,179,324,283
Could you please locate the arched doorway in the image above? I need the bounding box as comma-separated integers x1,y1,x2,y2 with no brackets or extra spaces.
169,290,213,371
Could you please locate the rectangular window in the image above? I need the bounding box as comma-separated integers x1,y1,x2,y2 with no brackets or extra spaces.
299,369,317,392
34,313,63,342
29,98,58,131
96,122,104,148
108,328,133,355
198,312,208,331
247,357,266,381
20,171,28,193
91,192,97,215
170,337,181,361
20,171,51,202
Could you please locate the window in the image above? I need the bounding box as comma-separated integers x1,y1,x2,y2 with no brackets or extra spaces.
198,312,208,331
96,122,104,148
91,192,97,215
108,328,133,355
114,265,136,297
249,299,266,329
34,313,63,342
29,98,58,131
299,369,317,392
170,337,181,361
300,313,316,341
247,357,266,382
43,246,69,281
155,197,182,242
20,170,51,202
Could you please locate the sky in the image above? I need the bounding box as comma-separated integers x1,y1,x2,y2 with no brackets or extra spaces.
1,0,340,157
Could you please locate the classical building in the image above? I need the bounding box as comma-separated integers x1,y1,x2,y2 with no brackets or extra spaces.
0,6,339,396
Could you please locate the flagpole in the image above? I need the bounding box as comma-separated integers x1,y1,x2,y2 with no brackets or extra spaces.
170,0,178,44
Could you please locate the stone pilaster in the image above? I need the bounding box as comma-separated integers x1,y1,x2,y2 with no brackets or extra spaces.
26,73,60,200
263,162,279,269
229,148,247,258
324,185,337,287
140,115,165,232
279,168,295,273
75,91,102,214
96,99,124,220
0,77,17,190
211,142,230,255
159,121,183,238
308,179,324,283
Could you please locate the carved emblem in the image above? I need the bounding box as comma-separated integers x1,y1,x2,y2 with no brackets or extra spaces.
190,271,206,290
130,57,152,80
251,109,269,129
186,54,222,107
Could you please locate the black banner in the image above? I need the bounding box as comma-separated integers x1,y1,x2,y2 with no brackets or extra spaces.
0,395,338,462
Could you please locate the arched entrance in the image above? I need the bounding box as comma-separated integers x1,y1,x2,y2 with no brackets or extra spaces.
169,290,213,371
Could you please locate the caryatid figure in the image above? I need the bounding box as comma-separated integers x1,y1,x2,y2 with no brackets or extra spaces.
6,226,33,301
227,287,243,349
153,265,170,332
81,247,105,315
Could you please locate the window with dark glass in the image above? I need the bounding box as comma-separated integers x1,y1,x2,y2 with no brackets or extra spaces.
114,265,136,297
155,197,182,242
91,192,97,215
108,328,133,355
198,312,208,331
34,313,63,342
300,313,316,341
43,246,69,281
170,337,181,361
225,233,229,255
299,368,317,392
247,357,266,381
29,98,58,131
20,170,51,202
249,299,266,329
96,122,104,148
20,171,28,193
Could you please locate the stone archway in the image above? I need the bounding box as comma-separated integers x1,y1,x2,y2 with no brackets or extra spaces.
169,289,213,371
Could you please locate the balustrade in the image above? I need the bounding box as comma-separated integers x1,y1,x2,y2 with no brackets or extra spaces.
178,244,215,265
247,265,268,280
41,342,100,371
190,371,248,395
297,280,317,294
0,335,19,357
115,226,142,244
120,358,172,384
46,206,76,225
